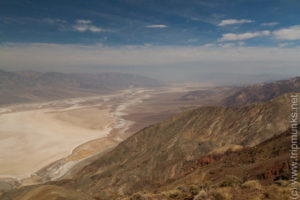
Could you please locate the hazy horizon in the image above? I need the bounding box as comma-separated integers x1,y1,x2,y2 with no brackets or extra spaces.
0,0,299,83
0,1,300,199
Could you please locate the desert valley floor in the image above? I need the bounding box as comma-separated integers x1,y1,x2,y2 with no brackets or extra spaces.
0,84,228,186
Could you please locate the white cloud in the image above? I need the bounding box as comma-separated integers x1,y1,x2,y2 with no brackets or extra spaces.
238,41,245,46
279,43,291,48
273,25,300,40
145,24,167,28
218,30,270,42
75,19,92,24
261,22,278,26
143,43,152,48
88,26,103,32
219,43,236,48
73,19,107,32
203,43,214,47
0,17,68,27
218,19,254,26
187,38,198,43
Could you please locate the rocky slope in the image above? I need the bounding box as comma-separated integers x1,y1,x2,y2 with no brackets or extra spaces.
69,93,296,199
0,69,162,105
1,93,297,200
120,123,299,200
222,77,300,106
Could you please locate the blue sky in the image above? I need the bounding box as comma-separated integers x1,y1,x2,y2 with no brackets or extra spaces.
1,0,300,46
0,0,299,82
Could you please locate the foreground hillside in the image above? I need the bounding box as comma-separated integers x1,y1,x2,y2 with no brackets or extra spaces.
222,77,300,106
0,69,162,105
1,93,297,200
120,123,299,200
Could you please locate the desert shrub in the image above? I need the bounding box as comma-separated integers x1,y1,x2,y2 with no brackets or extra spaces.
177,185,187,192
163,190,181,199
263,184,290,200
189,185,200,195
208,187,233,200
193,190,207,200
199,182,211,191
209,190,225,200
274,179,289,187
241,180,261,190
219,175,242,187
163,189,192,199
130,193,147,200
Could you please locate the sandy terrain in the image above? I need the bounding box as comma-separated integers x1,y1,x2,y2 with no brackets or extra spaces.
0,84,234,189
0,105,108,179
0,88,151,180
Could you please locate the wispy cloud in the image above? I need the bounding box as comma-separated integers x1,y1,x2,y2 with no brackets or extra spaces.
145,24,167,28
0,17,67,25
279,43,292,48
218,30,270,42
73,19,108,32
273,25,300,40
187,38,198,43
261,22,279,27
218,19,254,26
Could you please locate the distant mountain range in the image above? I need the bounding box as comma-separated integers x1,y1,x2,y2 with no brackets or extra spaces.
1,77,299,200
2,92,298,200
222,77,300,106
0,69,162,105
179,76,300,107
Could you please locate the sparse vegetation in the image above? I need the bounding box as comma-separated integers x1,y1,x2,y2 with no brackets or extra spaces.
129,193,148,200
193,190,207,200
241,180,262,190
219,175,242,187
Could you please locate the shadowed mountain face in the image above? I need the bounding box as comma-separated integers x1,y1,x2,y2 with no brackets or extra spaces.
2,93,297,200
123,124,300,200
68,93,296,199
0,69,162,105
222,77,300,106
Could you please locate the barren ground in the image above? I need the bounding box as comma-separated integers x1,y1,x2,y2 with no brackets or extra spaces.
0,84,233,188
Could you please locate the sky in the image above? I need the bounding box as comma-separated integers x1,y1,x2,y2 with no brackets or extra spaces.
0,0,300,83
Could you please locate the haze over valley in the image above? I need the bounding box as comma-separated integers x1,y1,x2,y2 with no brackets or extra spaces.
0,0,300,199
0,71,237,187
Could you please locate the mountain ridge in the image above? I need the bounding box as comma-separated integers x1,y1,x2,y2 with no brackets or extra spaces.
222,77,300,106
67,93,295,199
1,94,297,199
0,69,162,105
0,85,298,200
